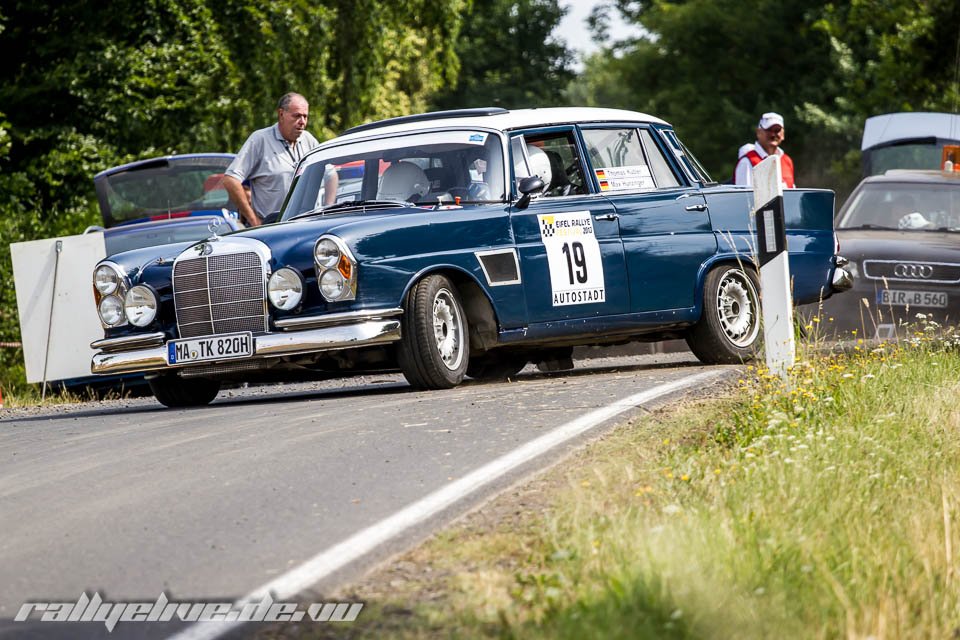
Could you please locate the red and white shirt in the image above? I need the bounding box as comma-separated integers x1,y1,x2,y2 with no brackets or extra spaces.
733,142,795,188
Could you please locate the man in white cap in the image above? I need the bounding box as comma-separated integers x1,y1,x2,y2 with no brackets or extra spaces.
733,112,795,188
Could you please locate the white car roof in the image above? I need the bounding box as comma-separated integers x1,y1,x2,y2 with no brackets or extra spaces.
862,112,960,151
328,107,670,146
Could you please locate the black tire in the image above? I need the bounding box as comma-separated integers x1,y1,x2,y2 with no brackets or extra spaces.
466,354,528,381
686,264,761,364
398,274,470,389
148,374,221,408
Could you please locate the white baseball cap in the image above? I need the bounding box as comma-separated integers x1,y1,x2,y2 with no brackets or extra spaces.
758,112,785,130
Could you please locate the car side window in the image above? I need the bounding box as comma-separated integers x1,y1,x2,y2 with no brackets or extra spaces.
638,129,681,188
581,128,660,192
512,137,530,182
512,131,587,198
659,128,713,184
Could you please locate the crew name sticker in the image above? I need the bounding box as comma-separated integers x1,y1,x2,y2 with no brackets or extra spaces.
594,165,655,191
538,211,606,306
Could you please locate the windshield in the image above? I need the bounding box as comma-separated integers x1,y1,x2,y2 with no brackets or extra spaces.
838,181,960,231
281,129,506,221
95,156,239,227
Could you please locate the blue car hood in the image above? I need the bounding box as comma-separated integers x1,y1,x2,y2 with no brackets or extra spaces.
107,206,427,277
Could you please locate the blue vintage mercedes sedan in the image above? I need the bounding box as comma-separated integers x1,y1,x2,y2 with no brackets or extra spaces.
89,107,846,407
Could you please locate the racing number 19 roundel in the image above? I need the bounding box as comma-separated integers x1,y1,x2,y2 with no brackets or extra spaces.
538,211,606,306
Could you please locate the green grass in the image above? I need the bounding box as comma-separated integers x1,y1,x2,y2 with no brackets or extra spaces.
296,324,960,639
0,349,127,408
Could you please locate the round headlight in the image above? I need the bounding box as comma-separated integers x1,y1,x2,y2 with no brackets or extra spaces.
267,268,304,310
124,285,158,327
314,238,341,269
94,264,121,295
319,269,346,299
98,295,125,326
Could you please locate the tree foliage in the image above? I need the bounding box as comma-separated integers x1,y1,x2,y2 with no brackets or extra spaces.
431,0,574,110
572,0,960,194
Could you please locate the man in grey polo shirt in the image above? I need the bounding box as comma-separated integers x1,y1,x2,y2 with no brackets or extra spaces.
224,92,322,227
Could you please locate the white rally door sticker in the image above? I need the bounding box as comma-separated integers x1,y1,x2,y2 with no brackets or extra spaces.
538,211,606,306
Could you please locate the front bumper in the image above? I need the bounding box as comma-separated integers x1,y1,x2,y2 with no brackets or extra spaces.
91,311,402,376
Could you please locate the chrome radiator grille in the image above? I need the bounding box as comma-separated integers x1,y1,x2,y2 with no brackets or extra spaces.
173,252,268,338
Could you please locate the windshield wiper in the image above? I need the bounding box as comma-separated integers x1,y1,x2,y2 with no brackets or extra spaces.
289,200,408,220
324,199,408,212
843,224,895,230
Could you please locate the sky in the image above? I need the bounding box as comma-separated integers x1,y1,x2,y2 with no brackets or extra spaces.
554,1,642,64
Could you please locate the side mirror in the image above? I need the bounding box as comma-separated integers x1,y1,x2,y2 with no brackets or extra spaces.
262,211,282,225
515,176,545,210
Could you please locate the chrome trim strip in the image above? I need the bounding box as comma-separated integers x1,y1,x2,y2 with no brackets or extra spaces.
91,320,402,375
90,332,166,352
274,308,403,330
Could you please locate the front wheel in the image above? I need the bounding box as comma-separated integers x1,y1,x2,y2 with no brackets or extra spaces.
398,275,470,389
148,374,220,408
686,265,761,364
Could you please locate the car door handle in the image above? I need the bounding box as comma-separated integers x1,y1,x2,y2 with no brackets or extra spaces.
594,213,620,221
684,203,708,212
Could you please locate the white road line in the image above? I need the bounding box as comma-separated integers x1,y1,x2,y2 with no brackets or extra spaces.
169,368,727,639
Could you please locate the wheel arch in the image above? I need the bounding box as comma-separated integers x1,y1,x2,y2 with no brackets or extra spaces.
401,264,501,353
693,253,760,319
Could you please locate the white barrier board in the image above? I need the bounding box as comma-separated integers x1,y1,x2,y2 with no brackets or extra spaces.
10,233,107,383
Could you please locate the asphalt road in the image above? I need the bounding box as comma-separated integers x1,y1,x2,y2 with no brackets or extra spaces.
0,352,734,639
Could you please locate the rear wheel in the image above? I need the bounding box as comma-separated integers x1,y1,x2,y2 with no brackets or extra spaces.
398,275,470,389
148,374,220,408
686,265,761,364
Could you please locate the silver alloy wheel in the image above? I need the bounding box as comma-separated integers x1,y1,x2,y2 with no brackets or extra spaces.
432,287,465,370
715,268,760,347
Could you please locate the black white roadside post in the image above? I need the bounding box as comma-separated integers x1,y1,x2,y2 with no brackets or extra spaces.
752,156,795,379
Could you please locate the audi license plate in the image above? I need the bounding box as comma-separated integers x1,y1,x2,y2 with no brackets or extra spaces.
877,289,947,308
167,332,253,365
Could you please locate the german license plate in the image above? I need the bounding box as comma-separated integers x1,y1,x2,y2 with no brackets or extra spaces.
877,289,948,308
167,332,253,365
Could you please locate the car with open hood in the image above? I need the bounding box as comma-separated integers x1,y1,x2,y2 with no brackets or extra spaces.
89,107,847,407
92,153,245,254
